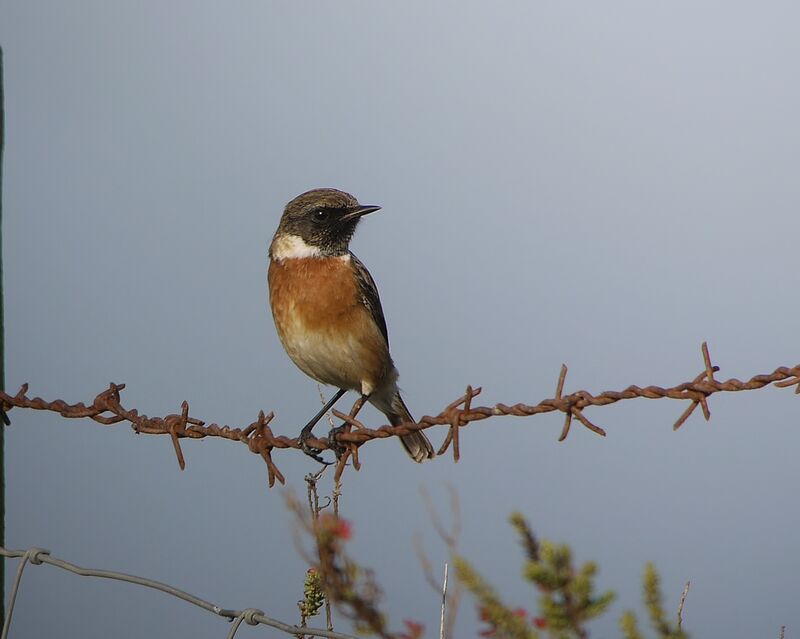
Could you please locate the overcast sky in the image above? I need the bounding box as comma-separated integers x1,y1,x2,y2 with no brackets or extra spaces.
2,2,800,637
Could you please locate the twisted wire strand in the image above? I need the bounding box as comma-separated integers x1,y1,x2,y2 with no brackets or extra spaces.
1,343,797,486
0,546,356,639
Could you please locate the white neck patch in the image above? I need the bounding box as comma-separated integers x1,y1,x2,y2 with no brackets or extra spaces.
270,234,352,262
271,234,322,260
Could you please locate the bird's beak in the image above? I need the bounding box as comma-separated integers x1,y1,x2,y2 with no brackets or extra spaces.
341,205,381,221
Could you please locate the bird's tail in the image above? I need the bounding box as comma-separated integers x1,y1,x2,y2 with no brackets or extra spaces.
371,390,435,463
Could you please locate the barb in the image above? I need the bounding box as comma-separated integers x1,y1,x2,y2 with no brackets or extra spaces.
0,546,356,639
332,395,368,482
1,344,798,485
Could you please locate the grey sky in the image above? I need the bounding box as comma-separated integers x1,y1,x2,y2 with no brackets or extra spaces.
2,1,799,637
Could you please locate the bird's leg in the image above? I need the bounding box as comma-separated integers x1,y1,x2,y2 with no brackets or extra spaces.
328,394,369,460
299,388,348,464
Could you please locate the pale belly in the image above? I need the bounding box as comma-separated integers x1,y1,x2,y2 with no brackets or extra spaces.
268,255,393,395
274,303,392,395
280,317,363,390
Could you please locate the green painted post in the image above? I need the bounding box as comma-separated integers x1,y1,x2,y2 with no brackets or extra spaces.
0,44,6,626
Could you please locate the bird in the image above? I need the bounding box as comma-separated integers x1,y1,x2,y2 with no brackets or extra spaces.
267,188,435,463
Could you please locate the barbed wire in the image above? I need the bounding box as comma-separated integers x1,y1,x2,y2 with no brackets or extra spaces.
1,343,798,486
0,545,357,639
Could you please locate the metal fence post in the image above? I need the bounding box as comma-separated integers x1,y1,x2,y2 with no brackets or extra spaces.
0,44,7,626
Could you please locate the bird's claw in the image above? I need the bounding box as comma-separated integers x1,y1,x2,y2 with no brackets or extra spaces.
327,425,349,461
299,431,334,466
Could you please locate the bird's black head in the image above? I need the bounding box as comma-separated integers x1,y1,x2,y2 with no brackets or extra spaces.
270,188,381,260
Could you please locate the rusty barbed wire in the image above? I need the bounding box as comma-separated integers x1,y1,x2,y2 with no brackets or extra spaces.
1,343,798,486
0,545,357,639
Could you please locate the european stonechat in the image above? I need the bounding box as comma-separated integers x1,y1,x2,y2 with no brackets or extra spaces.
268,188,435,463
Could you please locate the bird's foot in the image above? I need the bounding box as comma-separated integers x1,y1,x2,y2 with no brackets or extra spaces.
327,424,349,461
299,431,334,466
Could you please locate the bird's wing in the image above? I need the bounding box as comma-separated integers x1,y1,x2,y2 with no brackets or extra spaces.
349,252,389,346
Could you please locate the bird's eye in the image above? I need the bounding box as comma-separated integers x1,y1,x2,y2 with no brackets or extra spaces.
312,209,329,223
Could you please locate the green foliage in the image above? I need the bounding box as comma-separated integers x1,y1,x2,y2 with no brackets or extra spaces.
457,513,690,639
455,513,615,639
619,563,689,639
298,567,325,620
293,496,691,639
515,513,615,638
453,555,538,639
619,611,645,639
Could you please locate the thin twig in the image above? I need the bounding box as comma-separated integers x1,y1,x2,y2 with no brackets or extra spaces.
677,580,690,630
418,486,463,639
302,468,331,637
421,485,461,548
412,535,440,592
318,385,336,429
439,563,448,639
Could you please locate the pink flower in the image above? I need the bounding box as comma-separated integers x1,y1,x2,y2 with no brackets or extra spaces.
399,619,425,639
317,514,353,540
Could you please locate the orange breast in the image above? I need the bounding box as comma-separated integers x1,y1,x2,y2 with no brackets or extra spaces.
268,257,391,393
